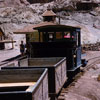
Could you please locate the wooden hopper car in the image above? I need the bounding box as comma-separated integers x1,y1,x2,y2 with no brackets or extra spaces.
0,68,49,100
2,57,67,100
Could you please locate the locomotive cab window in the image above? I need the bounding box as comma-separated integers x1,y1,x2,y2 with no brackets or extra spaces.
64,32,72,39
48,32,54,42
56,32,63,39
42,32,55,42
55,31,76,41
29,31,39,42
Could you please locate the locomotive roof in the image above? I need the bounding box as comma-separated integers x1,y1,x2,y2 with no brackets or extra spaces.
34,24,81,32
14,22,81,34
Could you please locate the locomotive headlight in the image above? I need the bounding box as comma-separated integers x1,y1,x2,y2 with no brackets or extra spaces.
74,55,76,58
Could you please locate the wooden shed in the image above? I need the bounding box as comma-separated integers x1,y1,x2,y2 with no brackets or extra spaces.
0,27,15,50
14,22,56,42
0,27,5,50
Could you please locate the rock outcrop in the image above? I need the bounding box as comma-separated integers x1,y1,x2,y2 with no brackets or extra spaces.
0,0,100,44
0,0,30,7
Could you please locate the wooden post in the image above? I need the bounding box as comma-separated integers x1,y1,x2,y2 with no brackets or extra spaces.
39,31,40,42
12,38,14,49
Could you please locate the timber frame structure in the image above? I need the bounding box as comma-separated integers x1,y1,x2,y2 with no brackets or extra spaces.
0,27,15,50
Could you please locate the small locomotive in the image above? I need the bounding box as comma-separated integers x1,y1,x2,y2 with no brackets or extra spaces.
26,8,82,72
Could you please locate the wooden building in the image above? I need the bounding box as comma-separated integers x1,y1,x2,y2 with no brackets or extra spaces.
0,27,15,50
0,27,5,41
0,27,5,50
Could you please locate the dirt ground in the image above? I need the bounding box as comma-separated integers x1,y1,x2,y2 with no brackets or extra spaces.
64,51,100,100
1,50,100,100
0,49,20,62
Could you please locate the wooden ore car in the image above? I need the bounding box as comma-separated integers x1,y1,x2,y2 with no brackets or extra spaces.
2,57,67,100
0,68,49,100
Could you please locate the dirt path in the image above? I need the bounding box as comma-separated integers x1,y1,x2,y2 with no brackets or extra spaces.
58,51,100,100
0,49,20,62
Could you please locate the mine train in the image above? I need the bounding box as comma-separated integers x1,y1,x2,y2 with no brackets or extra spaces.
0,24,86,100
0,8,86,100
0,8,88,100
26,24,83,72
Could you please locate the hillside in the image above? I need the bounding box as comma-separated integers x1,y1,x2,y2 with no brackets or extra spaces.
0,0,30,7
0,0,100,47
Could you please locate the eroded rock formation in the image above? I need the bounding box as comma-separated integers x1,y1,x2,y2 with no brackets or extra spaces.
0,0,30,7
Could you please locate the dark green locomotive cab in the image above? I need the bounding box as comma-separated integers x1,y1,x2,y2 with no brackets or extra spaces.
29,24,81,71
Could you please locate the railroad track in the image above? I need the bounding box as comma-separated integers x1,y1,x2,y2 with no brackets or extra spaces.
84,55,100,71
0,55,27,69
1,52,100,100
58,55,100,100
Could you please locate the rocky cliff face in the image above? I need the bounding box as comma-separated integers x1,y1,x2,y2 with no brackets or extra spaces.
0,0,54,7
0,0,30,7
0,0,100,44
